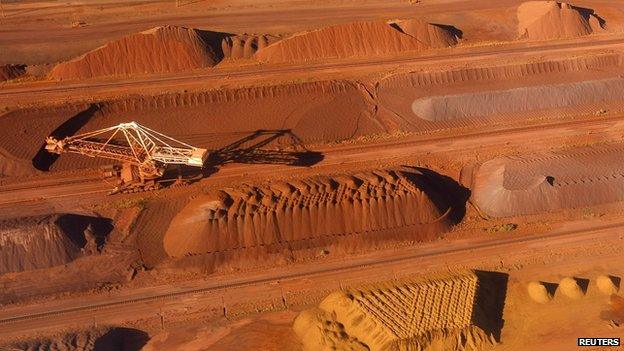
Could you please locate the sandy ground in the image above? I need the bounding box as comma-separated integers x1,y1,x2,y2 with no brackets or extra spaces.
0,0,536,65
2,0,624,350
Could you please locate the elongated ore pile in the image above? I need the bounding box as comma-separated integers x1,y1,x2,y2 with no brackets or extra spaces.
150,168,453,268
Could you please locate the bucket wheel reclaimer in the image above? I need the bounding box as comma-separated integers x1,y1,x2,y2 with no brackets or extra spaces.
45,122,208,194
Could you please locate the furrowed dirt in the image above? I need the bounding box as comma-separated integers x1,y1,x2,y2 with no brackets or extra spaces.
2,1,624,350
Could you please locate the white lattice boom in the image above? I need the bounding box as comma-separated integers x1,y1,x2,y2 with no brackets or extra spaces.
45,122,208,178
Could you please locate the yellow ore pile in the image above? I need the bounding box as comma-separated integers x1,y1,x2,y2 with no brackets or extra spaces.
294,271,495,351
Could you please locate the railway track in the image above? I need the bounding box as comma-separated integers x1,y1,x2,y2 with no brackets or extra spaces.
0,218,621,328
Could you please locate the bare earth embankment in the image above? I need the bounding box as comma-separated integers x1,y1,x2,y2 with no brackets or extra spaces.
2,0,624,350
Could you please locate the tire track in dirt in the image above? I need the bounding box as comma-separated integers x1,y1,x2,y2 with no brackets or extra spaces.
2,111,624,206
2,36,624,106
0,218,621,333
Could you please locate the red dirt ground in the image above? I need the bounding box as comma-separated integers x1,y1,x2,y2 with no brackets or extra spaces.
2,0,624,350
49,25,220,80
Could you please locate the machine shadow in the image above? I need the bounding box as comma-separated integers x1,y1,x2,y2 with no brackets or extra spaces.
205,129,323,166
163,129,324,185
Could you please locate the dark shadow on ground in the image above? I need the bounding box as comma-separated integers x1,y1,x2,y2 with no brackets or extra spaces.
472,270,509,342
432,23,463,40
390,22,463,40
196,29,232,62
204,129,324,168
159,129,322,187
542,281,559,297
410,167,471,224
610,275,622,290
573,5,607,28
55,214,113,249
573,277,590,294
93,327,150,351
32,103,100,171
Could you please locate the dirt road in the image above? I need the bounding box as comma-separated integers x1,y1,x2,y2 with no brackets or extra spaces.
0,216,620,341
2,110,622,208
0,0,528,71
2,35,623,107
